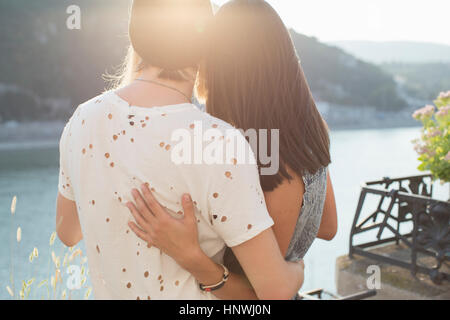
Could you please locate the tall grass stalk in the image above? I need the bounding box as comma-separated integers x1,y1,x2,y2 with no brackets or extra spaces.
5,196,91,300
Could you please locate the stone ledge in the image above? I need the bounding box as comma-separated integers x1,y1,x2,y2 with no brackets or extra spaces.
336,243,450,300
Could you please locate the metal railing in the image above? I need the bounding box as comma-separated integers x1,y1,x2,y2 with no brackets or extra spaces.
349,174,449,284
298,288,377,300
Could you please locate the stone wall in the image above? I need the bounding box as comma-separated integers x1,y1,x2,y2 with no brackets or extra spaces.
336,243,450,300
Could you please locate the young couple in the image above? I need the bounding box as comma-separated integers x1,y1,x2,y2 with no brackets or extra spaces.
56,0,337,300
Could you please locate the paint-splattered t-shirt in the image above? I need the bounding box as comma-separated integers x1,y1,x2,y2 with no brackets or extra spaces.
58,91,274,300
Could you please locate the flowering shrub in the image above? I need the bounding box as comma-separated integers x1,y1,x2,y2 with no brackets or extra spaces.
412,91,450,182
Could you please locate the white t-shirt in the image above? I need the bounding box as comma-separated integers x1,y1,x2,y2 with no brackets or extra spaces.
58,91,274,300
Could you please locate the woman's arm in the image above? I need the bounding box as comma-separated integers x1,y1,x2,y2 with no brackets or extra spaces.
181,230,305,300
229,229,305,300
180,249,259,300
127,185,304,300
317,171,338,241
56,193,83,247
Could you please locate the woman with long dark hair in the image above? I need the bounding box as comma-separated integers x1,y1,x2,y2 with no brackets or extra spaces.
127,0,337,299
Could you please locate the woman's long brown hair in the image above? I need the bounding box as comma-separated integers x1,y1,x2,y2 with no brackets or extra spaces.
198,0,331,192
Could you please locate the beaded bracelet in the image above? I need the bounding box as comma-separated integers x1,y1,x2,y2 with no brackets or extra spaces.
198,264,230,292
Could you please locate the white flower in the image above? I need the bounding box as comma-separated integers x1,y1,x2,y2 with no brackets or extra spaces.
436,105,449,118
427,128,441,138
412,105,435,120
438,91,450,99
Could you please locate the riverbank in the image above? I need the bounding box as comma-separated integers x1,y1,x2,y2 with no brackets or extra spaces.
316,102,420,130
0,118,421,145
0,121,64,145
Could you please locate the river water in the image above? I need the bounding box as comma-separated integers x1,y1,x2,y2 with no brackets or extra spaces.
0,126,447,299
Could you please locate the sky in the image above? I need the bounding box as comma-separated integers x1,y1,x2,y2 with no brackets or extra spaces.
213,0,450,45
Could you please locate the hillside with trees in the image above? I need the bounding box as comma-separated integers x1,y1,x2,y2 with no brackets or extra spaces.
0,0,407,123
382,62,450,101
332,41,450,64
292,32,407,110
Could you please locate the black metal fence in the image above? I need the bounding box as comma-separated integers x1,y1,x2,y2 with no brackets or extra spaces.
298,288,377,300
349,174,449,284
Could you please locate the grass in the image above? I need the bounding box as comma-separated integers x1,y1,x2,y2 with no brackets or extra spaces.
5,196,92,300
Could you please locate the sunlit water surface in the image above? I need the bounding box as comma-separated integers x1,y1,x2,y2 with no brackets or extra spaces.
0,127,447,299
